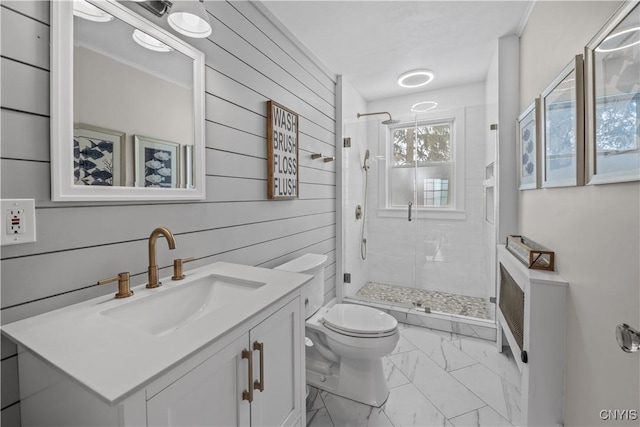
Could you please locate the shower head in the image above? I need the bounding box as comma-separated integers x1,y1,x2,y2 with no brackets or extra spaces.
357,111,400,125
363,149,370,171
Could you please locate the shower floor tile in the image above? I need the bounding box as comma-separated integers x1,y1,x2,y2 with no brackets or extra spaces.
356,282,490,320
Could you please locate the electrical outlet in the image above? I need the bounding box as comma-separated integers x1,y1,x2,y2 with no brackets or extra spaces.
7,208,25,235
1,199,36,246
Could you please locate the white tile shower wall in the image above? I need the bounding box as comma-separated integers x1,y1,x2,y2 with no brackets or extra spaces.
0,1,337,424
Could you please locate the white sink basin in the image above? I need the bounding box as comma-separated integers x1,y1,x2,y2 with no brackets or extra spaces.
100,274,266,336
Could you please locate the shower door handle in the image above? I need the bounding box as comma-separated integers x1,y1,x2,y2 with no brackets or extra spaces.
408,202,413,222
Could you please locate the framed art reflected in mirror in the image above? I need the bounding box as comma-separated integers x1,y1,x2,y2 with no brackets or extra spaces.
134,135,180,188
74,124,125,187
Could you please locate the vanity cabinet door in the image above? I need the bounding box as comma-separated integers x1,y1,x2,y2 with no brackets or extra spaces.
145,296,302,427
146,333,251,427
250,298,302,427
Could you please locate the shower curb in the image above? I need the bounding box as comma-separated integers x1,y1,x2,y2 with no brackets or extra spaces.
343,297,497,341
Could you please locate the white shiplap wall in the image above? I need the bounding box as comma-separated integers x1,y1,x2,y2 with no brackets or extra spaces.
0,1,337,425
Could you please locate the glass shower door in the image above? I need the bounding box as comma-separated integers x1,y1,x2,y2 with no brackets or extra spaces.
348,111,494,322
358,118,422,308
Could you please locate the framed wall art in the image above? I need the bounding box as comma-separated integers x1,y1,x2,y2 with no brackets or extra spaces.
540,54,585,188
516,99,540,190
585,1,640,185
73,124,124,186
134,135,180,188
267,100,299,200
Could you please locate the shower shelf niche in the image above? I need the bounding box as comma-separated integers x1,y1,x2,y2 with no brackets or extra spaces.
483,162,495,187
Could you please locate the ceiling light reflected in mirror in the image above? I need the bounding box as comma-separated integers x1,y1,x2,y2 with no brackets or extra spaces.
596,26,640,52
73,0,113,22
132,29,174,52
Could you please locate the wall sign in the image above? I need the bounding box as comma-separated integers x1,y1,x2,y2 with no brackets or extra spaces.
267,100,299,199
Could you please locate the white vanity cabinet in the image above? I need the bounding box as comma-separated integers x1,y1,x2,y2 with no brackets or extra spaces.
17,293,304,427
146,297,302,427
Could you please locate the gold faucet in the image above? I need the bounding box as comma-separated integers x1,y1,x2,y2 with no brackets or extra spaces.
146,227,176,289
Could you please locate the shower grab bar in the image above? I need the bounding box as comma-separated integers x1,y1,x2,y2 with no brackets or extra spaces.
408,202,413,222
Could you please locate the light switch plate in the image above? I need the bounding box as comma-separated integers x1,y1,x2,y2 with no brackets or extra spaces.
1,199,37,245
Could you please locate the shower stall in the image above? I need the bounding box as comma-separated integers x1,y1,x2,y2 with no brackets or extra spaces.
342,100,497,338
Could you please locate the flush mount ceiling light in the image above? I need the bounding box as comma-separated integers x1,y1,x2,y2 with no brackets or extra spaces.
132,29,174,52
411,101,438,113
595,26,640,52
398,69,434,88
73,0,114,22
168,0,212,38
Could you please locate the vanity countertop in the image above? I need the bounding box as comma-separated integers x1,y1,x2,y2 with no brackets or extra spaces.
1,262,311,405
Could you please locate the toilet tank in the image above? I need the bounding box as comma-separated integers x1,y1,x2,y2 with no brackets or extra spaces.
275,253,327,319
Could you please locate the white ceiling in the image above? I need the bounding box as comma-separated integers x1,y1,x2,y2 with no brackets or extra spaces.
262,1,533,101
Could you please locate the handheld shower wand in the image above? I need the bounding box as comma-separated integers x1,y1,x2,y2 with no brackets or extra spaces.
360,149,370,260
363,149,370,171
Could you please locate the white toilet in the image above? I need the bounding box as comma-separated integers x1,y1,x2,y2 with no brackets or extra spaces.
275,254,399,407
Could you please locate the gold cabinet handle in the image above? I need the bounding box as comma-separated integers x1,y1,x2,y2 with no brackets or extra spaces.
253,341,264,392
97,272,133,299
172,257,195,280
241,349,253,402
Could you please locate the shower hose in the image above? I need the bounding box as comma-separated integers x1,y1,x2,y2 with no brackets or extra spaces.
360,166,368,260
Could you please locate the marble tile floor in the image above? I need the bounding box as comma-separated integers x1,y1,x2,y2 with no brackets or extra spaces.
356,282,491,320
306,324,521,427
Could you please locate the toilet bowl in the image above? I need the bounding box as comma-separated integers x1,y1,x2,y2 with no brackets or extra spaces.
275,254,399,407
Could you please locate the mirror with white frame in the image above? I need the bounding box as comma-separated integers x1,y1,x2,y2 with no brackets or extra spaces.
51,0,205,201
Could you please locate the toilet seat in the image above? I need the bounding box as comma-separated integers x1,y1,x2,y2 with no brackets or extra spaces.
322,322,398,338
321,304,397,338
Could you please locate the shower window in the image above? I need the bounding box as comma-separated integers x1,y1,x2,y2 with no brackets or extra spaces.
389,120,454,208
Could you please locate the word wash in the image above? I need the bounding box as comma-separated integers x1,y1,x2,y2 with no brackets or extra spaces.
267,101,299,199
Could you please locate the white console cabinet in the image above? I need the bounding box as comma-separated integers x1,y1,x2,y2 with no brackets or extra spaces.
497,245,568,426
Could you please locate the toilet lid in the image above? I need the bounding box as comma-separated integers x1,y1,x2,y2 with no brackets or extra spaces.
321,304,397,335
